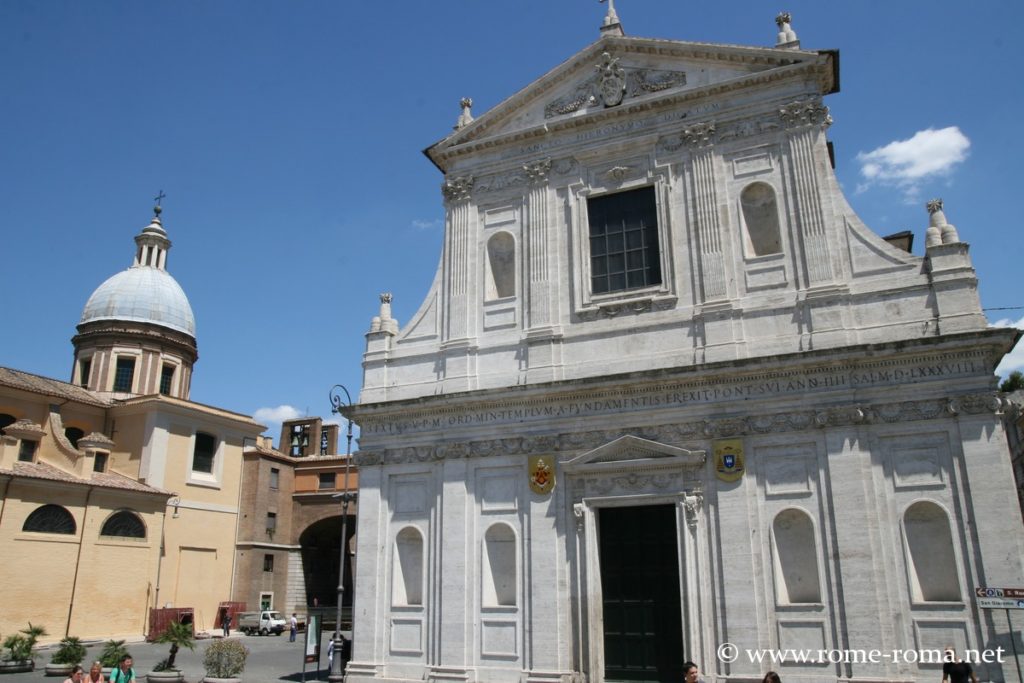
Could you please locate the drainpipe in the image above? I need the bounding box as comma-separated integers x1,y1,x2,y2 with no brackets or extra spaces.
66,485,95,638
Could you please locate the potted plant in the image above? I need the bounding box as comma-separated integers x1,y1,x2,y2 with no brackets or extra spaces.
201,639,248,683
99,640,129,677
0,623,46,674
148,621,194,682
45,636,87,677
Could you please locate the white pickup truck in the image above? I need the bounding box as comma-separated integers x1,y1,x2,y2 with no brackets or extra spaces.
237,610,287,636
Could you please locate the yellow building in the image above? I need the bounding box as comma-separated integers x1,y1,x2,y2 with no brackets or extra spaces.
0,206,263,641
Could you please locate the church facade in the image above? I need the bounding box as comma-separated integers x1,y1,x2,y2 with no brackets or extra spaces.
346,10,1023,683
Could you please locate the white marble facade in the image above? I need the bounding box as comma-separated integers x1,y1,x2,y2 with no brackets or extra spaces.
347,14,1024,683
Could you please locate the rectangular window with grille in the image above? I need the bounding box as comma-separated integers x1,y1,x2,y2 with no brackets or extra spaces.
319,472,336,490
588,186,661,295
79,359,92,388
266,512,277,533
263,554,274,572
192,432,216,473
159,365,175,395
93,452,108,472
18,440,37,462
113,357,136,392
269,467,280,490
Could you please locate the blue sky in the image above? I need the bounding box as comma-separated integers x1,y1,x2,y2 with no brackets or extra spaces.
2,1,1022,443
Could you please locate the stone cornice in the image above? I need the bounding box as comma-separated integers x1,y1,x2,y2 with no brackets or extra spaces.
353,391,1006,467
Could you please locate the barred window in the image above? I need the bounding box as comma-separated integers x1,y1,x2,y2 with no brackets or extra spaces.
23,504,76,535
588,186,661,295
101,510,146,538
113,357,136,392
192,432,216,473
159,365,175,395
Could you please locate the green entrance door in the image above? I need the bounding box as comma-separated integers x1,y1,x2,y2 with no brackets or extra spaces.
599,505,684,683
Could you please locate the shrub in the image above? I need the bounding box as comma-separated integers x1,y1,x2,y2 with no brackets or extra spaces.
99,640,129,668
203,639,249,678
154,621,194,671
2,634,32,662
52,637,87,665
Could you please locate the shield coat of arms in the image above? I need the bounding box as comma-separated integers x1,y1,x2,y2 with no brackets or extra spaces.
713,439,745,482
528,455,555,494
597,52,626,107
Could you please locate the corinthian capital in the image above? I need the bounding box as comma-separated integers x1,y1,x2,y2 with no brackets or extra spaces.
778,99,832,129
523,158,552,185
682,121,716,149
441,175,474,202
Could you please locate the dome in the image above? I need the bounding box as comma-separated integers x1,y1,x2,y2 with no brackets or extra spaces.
80,266,196,337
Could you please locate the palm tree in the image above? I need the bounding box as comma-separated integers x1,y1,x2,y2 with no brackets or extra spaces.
155,622,194,670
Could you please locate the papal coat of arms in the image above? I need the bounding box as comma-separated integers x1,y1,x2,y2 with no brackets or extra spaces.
713,439,745,482
528,455,555,494
596,52,626,107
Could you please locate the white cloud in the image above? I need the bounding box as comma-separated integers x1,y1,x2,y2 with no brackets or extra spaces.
856,127,970,200
411,218,442,231
992,315,1024,377
253,404,303,426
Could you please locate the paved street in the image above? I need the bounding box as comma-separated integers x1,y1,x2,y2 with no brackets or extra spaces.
4,630,347,683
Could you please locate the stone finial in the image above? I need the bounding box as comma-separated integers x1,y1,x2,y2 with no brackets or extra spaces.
775,11,799,48
599,0,624,36
377,292,398,335
925,198,960,246
454,98,474,130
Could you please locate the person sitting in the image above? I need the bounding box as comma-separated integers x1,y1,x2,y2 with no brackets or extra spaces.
86,661,105,683
62,664,84,683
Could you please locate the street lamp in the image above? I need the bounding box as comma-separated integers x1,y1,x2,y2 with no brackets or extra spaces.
329,384,356,682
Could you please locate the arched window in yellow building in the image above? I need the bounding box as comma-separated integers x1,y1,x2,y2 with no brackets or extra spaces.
23,504,76,535
100,510,146,539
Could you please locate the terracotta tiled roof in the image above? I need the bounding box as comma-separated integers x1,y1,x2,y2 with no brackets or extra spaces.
5,461,172,496
0,367,109,407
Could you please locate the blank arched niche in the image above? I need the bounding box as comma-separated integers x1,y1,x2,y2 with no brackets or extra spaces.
392,526,424,606
903,501,961,602
772,508,821,604
485,232,516,300
740,182,782,257
482,522,517,607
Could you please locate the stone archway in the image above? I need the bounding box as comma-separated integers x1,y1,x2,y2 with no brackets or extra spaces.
299,515,356,611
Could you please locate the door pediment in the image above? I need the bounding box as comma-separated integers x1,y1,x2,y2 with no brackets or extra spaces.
564,434,705,475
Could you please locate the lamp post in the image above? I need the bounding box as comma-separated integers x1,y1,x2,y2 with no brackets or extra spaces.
329,384,356,683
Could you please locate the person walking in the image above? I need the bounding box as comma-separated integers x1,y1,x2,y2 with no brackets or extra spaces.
290,613,298,642
220,606,231,637
683,661,700,683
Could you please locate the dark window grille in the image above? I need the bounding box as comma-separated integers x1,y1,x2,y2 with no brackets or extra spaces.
18,440,37,462
93,452,108,472
319,473,336,490
113,357,136,392
23,504,76,534
79,359,92,388
266,512,277,533
264,554,274,572
588,186,661,295
269,467,280,490
101,510,146,538
192,432,216,473
159,365,175,395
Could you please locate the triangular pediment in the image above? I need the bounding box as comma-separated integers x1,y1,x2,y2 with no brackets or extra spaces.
564,435,705,472
428,35,834,167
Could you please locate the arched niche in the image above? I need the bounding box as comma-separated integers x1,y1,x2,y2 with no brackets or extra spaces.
392,525,424,606
740,182,782,257
772,508,821,604
903,501,961,602
485,232,516,300
482,522,517,607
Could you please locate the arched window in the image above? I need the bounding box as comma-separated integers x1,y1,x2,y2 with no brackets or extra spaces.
483,522,517,607
100,510,146,539
772,508,821,604
65,427,85,449
23,504,76,535
741,182,782,257
392,526,424,606
485,232,516,300
904,501,961,602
